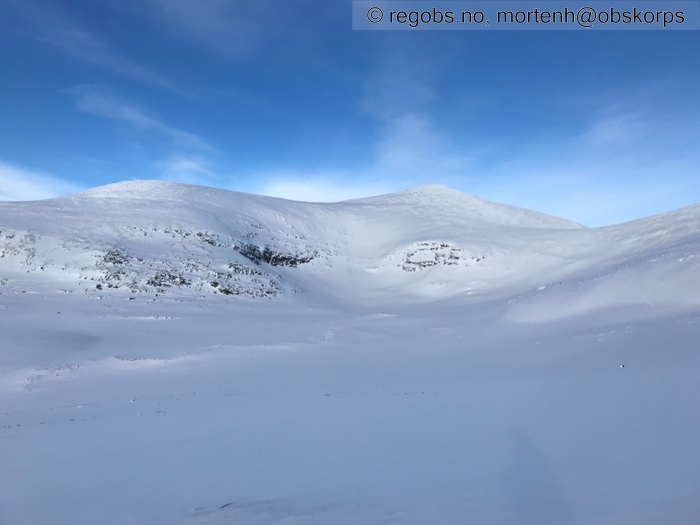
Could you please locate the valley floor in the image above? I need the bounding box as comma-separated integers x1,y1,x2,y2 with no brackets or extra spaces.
1,292,699,524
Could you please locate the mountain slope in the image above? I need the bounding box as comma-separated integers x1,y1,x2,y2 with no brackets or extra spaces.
0,181,700,312
2,181,700,525
1,180,699,312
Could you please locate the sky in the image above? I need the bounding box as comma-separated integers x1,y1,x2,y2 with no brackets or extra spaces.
0,0,698,226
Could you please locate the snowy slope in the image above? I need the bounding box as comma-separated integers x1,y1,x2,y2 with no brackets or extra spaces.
1,182,699,525
1,180,698,309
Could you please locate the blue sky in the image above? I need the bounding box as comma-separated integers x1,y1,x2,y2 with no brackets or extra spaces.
0,0,698,225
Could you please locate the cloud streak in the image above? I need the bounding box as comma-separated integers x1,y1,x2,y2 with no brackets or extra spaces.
155,154,219,185
248,80,700,226
4,0,180,92
466,97,700,226
249,64,475,204
255,172,396,203
248,114,472,204
0,161,82,201
67,86,213,152
126,0,276,58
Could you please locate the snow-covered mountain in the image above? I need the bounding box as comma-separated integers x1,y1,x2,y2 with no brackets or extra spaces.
2,180,698,312
2,182,699,525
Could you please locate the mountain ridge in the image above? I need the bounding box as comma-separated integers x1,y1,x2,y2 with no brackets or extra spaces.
1,180,698,312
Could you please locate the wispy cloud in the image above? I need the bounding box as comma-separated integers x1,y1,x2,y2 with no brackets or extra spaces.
155,154,218,185
4,0,180,92
244,109,467,203
357,56,474,184
255,171,396,203
64,86,223,190
247,114,471,203
0,161,82,201
248,76,699,225
66,86,213,152
583,111,648,147
469,96,700,226
45,30,179,92
372,113,472,178
126,0,276,57
249,62,473,203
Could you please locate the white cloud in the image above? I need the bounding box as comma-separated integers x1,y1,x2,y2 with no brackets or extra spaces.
372,113,472,179
45,30,179,93
255,173,396,203
362,70,437,122
244,88,699,226
128,0,276,57
0,162,82,201
156,154,217,185
245,70,472,204
465,102,700,226
246,111,469,203
67,86,213,152
5,0,180,92
583,111,648,146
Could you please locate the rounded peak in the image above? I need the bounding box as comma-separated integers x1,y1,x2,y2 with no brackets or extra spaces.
62,180,581,230
398,184,459,194
66,180,277,207
359,184,474,198
72,180,205,200
346,185,582,229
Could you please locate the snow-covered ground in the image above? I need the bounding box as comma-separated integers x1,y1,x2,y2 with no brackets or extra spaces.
1,182,699,524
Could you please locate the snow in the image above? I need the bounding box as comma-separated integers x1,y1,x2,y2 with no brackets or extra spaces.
1,182,699,524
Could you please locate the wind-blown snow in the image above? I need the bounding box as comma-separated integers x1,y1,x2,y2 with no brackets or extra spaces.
1,182,699,524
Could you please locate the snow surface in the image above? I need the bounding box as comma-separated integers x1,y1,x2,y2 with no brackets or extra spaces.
1,182,699,524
